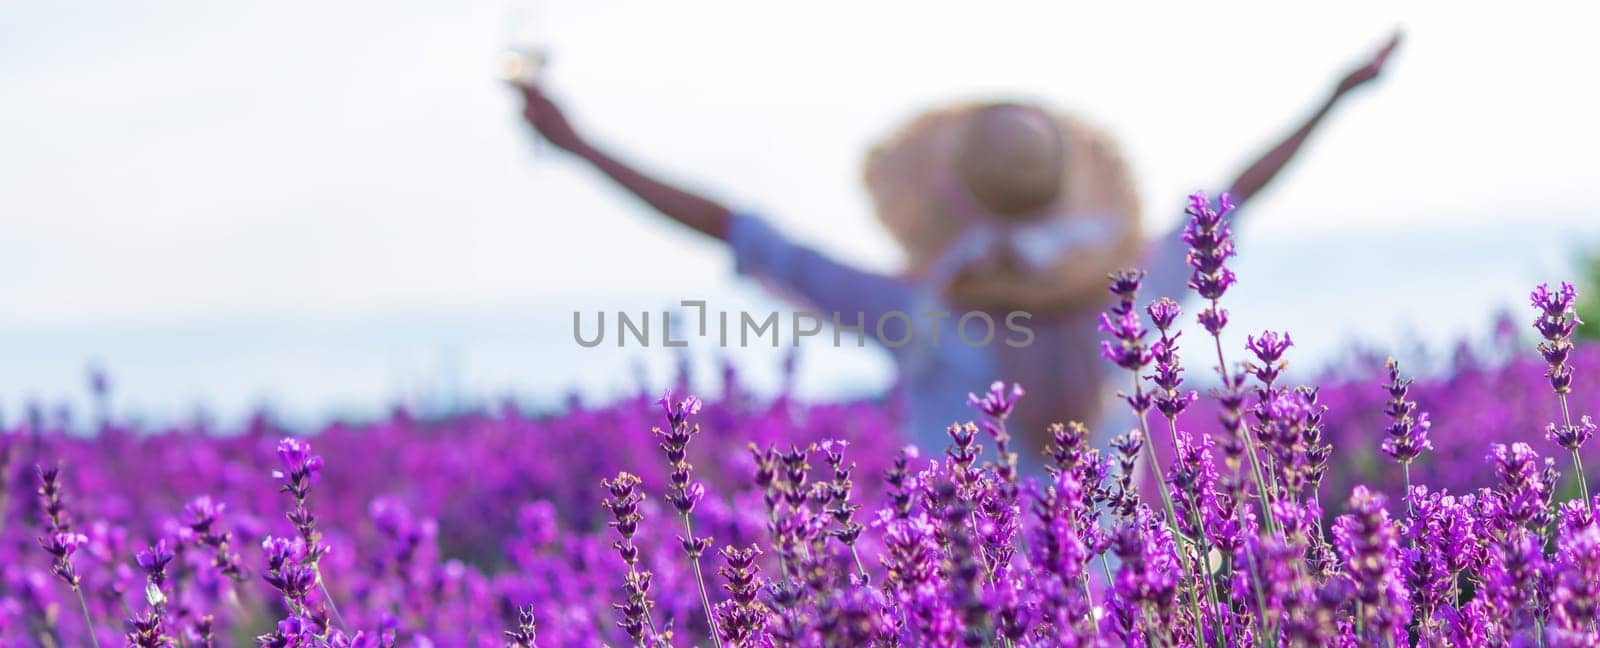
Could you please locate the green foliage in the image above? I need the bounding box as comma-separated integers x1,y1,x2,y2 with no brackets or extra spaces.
1578,250,1600,342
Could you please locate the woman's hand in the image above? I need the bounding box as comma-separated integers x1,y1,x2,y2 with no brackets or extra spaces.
1222,29,1402,211
1335,31,1402,97
512,83,731,239
519,84,588,154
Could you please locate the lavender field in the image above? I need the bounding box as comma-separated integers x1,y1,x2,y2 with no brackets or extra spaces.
0,194,1597,646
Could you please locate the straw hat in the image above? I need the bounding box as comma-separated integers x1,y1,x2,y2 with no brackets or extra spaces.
863,101,1143,315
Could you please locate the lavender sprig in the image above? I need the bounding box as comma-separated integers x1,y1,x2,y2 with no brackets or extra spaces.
1532,282,1596,514
602,471,659,645
1184,191,1278,538
36,465,101,648
128,541,176,648
653,391,722,647
1379,359,1432,520
1098,271,1206,646
714,544,768,647
271,437,346,632
503,605,538,647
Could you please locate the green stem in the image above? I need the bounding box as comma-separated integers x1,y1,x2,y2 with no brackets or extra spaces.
1130,373,1204,648
1166,415,1223,647
681,514,723,648
72,586,100,648
1403,464,1414,519
1131,376,1181,534
848,545,869,583
1558,393,1595,516
1245,550,1271,646
1574,452,1592,509
1210,327,1278,536
313,566,348,632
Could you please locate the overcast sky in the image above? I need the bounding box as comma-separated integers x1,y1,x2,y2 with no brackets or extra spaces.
2,1,1596,424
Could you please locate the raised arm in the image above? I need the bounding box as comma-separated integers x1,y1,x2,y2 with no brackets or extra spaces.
1141,32,1401,303
518,85,921,343
1227,31,1401,209
519,84,731,240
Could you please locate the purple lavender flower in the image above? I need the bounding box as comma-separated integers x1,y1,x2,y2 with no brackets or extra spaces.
503,605,539,647
1198,308,1229,337
818,440,867,572
600,471,658,642
1147,297,1181,330
1551,524,1600,637
1146,299,1198,420
1531,282,1580,391
1100,270,1154,370
1548,415,1598,452
1380,359,1433,466
1183,191,1238,335
813,584,895,646
1489,442,1556,527
36,464,71,534
185,495,248,582
650,393,722,645
1107,269,1144,304
39,531,88,588
272,438,328,564
658,389,704,430
1531,282,1581,346
1481,527,1548,640
1530,281,1596,515
261,536,317,608
714,544,768,646
1167,431,1218,540
129,540,177,647
135,540,175,587
1245,330,1293,385
1332,486,1410,645
126,612,172,648
1110,509,1182,642
1099,310,1153,372
967,381,1024,420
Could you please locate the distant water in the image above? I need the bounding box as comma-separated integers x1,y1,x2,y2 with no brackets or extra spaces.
2,217,1594,429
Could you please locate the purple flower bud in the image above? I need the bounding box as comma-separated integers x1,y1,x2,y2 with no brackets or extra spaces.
1547,415,1598,452
273,438,324,483
1379,360,1433,465
135,540,175,582
1106,269,1145,305
1198,307,1228,336
1333,486,1410,643
657,389,703,429
40,531,87,559
261,535,306,567
1183,191,1239,302
1099,309,1152,372
1245,330,1294,365
276,438,312,469
183,495,225,528
1530,282,1579,322
967,381,1025,420
1146,298,1181,331
1530,282,1583,396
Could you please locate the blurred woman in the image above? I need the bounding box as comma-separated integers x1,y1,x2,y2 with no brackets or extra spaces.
517,34,1399,468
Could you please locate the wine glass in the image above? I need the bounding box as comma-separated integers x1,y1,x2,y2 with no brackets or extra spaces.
498,0,551,88
498,46,548,88
499,0,552,157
